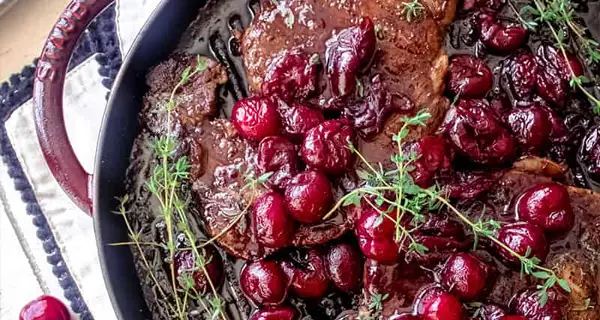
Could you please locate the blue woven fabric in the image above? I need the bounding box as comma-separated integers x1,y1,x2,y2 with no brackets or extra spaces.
0,4,121,319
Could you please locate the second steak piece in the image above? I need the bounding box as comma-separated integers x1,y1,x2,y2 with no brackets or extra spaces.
242,0,458,142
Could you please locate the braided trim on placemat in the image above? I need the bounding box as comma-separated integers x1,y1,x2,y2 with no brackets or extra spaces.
0,4,122,319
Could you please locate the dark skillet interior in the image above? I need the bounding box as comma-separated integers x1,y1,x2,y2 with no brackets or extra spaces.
94,0,255,319
94,0,600,319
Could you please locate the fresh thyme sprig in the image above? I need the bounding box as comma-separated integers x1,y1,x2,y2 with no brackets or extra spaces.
513,0,600,113
325,110,571,306
401,0,425,22
116,56,229,320
324,111,433,258
357,290,389,320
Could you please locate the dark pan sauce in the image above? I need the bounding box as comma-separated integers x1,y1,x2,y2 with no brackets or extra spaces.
123,0,600,319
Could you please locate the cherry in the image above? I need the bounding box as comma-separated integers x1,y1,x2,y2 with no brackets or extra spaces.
173,244,224,293
505,105,552,154
301,120,356,175
356,205,397,241
279,103,324,142
284,170,333,224
536,44,584,106
414,287,466,320
515,182,574,233
258,136,299,190
447,55,493,98
281,249,330,298
240,260,288,306
414,214,469,255
477,304,508,320
501,52,538,102
326,243,363,292
19,296,70,320
253,192,296,248
579,125,600,182
262,49,320,101
344,74,415,140
249,306,299,320
406,136,454,188
499,316,527,320
542,105,569,143
478,12,528,53
358,235,401,265
440,253,491,300
440,99,516,165
232,96,281,141
510,288,564,320
440,170,503,199
326,17,376,99
495,222,549,264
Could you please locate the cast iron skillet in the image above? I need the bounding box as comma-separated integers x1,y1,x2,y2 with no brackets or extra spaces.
32,0,253,318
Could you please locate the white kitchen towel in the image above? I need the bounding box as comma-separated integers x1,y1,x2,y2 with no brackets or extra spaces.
0,0,161,319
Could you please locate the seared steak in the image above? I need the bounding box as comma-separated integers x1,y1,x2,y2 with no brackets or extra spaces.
241,0,457,142
189,119,351,259
142,54,228,134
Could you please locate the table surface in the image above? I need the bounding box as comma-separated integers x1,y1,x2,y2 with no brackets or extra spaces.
0,0,70,82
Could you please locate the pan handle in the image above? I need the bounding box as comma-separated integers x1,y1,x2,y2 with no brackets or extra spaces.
33,0,114,214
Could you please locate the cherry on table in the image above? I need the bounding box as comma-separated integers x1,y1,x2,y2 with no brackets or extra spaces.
414,287,465,320
253,192,296,249
262,49,320,101
284,170,333,224
173,244,224,293
440,252,491,300
249,306,299,320
258,136,299,190
19,296,70,320
301,120,356,175
446,54,493,98
240,260,289,306
326,243,363,292
515,182,574,234
495,222,549,264
280,249,330,299
232,96,281,141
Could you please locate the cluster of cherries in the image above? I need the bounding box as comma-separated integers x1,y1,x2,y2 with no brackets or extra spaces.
394,181,574,320
222,5,583,319
229,19,383,248
240,243,362,319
